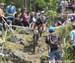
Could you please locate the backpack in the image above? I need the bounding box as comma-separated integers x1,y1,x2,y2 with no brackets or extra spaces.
46,33,60,48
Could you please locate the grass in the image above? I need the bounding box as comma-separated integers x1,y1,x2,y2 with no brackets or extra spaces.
4,41,24,51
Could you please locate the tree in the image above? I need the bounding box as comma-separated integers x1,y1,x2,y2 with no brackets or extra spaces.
30,0,46,11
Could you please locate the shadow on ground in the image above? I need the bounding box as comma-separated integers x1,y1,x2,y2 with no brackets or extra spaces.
23,41,34,54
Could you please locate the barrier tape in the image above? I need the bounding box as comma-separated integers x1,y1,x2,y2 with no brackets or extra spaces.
0,23,29,29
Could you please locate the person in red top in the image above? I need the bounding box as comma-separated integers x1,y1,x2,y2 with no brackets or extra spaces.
22,8,30,27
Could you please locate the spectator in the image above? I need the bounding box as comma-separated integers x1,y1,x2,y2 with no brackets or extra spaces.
0,3,5,18
40,11,47,31
5,2,16,23
29,12,37,30
22,8,30,27
54,21,62,27
45,26,63,63
14,8,22,26
0,3,5,25
72,0,75,12
70,24,75,53
63,15,71,25
59,0,68,14
63,0,68,11
68,11,75,21
33,12,40,30
68,0,73,10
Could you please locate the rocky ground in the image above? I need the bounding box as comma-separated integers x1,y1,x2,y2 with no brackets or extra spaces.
0,28,49,63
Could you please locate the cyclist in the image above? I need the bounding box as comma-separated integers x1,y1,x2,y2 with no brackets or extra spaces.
34,11,47,36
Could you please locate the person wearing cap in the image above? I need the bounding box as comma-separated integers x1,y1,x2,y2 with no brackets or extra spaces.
70,24,75,52
45,26,63,63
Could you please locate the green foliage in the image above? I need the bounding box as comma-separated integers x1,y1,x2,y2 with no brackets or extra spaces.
0,0,5,2
35,0,46,8
3,0,60,11
55,23,75,60
48,0,60,10
5,0,24,8
46,10,57,17
46,10,57,26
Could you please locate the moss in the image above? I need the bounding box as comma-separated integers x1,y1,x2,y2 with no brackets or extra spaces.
4,42,24,51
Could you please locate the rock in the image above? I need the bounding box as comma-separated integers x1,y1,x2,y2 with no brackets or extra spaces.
19,28,31,34
8,61,14,63
9,34,30,46
13,50,28,60
10,34,23,43
40,56,49,63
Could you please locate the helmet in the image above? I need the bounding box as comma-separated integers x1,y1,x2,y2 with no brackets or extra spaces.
48,26,55,32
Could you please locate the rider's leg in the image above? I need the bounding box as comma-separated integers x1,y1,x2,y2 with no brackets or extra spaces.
33,23,36,30
43,23,46,31
32,22,35,30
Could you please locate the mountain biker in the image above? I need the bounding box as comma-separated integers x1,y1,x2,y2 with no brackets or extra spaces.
45,26,63,63
33,11,47,36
